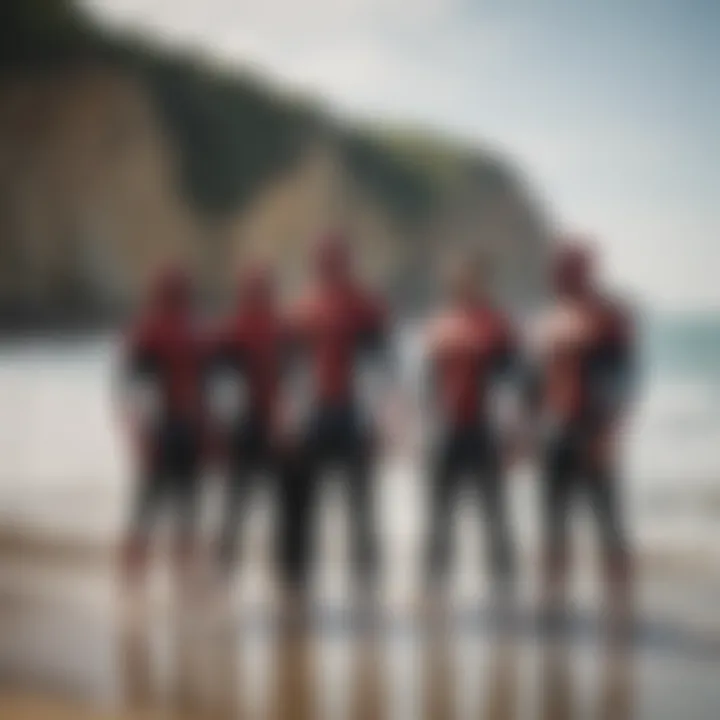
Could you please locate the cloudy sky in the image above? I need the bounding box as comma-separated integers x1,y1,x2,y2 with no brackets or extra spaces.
81,0,720,311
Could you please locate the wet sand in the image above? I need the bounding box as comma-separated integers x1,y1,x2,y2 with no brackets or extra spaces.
1,549,719,720
2,469,720,720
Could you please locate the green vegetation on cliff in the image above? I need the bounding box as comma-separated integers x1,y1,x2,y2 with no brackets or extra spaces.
0,0,518,227
0,0,549,328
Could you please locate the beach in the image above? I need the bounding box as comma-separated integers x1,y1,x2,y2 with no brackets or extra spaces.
1,329,719,718
1,548,720,720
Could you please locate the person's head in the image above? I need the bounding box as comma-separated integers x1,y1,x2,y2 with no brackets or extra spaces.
552,239,595,298
314,230,352,286
236,261,275,311
442,249,493,305
149,261,192,315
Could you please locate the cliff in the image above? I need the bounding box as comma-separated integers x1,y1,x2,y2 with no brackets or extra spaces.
0,0,549,326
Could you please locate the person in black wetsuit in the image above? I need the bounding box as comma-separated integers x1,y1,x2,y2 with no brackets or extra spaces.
280,232,391,593
423,252,519,590
119,263,208,585
208,263,289,577
528,240,636,608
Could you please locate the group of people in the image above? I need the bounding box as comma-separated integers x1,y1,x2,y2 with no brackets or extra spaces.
119,231,635,608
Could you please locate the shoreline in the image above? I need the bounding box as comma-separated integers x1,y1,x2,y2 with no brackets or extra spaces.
1,522,718,581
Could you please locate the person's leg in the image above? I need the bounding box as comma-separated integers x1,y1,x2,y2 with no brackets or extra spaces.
123,462,165,585
168,425,202,579
426,433,459,587
586,454,632,612
541,429,577,607
277,432,319,595
218,462,252,575
347,435,377,586
174,472,201,575
476,433,515,586
128,465,164,544
124,425,170,586
218,424,263,574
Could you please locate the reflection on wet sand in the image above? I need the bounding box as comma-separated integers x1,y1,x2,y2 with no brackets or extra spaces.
597,640,635,720
118,606,155,713
117,597,392,720
423,619,454,720
422,609,520,720
540,631,635,720
271,627,314,720
0,582,693,720
483,637,519,720
540,639,576,720
351,631,385,720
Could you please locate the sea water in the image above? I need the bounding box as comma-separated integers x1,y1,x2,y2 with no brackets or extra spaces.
0,315,719,560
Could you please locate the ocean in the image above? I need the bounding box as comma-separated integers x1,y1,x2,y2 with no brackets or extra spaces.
0,315,719,562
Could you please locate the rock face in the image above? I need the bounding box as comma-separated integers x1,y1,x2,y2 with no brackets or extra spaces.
228,137,550,315
0,67,199,321
0,1,550,326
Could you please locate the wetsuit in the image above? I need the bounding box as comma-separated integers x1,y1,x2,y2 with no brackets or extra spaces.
425,303,517,583
122,273,207,552
209,296,287,570
531,296,634,581
281,280,389,586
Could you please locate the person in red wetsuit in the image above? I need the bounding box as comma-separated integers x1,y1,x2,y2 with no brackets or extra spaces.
424,251,518,588
208,262,288,575
281,232,391,590
528,240,635,609
119,263,208,584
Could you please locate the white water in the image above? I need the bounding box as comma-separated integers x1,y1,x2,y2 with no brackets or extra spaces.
0,333,719,560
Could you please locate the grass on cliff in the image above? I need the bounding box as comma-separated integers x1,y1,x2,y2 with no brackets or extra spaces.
0,0,515,228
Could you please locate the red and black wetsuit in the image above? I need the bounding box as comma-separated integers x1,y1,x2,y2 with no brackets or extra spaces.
533,293,635,581
210,273,288,569
425,302,517,582
122,269,207,546
281,277,389,586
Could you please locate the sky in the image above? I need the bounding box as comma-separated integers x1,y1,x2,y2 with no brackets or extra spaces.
81,0,720,311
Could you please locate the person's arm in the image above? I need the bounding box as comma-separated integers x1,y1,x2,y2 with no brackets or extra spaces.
488,325,520,391
486,320,530,468
358,302,410,450
507,315,549,464
412,318,446,456
359,309,396,391
114,330,162,466
276,306,314,444
205,331,249,430
119,331,159,419
592,303,637,423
